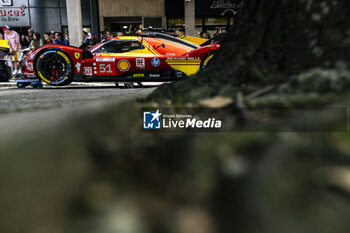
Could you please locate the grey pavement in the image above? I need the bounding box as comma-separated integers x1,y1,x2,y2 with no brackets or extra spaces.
0,82,158,133
0,82,158,115
0,82,160,138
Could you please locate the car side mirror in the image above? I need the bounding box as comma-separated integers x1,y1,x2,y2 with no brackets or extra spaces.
154,43,165,50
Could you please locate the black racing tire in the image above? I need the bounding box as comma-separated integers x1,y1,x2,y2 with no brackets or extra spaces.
200,51,216,70
0,62,11,82
0,74,9,82
17,82,29,88
35,49,74,86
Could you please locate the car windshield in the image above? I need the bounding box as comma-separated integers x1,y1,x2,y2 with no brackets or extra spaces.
91,40,143,53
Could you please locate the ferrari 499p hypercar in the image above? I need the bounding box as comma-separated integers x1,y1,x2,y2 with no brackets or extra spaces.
12,32,220,86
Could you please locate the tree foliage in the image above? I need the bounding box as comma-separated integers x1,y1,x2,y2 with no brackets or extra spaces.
150,0,350,104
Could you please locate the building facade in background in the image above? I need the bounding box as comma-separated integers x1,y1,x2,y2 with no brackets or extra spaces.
98,0,166,33
0,0,99,38
166,0,240,36
98,0,240,36
1,0,240,39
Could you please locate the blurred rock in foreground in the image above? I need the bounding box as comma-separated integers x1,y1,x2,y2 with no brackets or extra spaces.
0,99,349,233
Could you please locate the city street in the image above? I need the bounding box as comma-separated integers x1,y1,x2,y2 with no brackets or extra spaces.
0,82,157,116
0,82,158,136
2,1,350,233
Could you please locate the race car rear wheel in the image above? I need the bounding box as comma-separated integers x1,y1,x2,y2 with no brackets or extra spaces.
200,52,215,70
35,50,74,86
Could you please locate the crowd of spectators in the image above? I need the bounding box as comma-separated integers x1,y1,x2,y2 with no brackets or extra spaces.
17,28,70,49
0,26,73,75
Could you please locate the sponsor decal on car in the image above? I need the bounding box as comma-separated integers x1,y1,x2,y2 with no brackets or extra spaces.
136,58,145,69
134,73,145,77
57,51,71,64
37,71,50,84
166,57,200,60
75,52,80,59
26,62,33,71
83,67,93,76
96,58,115,62
117,59,130,72
151,58,160,67
29,53,35,59
149,73,160,78
75,62,81,73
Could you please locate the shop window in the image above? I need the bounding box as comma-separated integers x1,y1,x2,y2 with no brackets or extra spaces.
144,17,162,29
195,18,202,26
169,18,205,28
168,18,185,26
204,18,228,26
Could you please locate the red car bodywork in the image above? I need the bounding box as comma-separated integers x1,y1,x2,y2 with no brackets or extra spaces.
20,33,220,85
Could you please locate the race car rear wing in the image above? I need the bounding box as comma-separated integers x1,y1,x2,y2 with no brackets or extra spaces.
0,40,9,52
200,33,228,46
139,31,199,49
0,40,10,60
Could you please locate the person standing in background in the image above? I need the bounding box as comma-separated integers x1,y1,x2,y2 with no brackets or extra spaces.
53,32,69,46
200,31,210,39
128,25,137,34
43,33,53,45
29,33,43,51
27,28,34,42
167,28,176,35
50,31,55,41
14,33,43,75
80,31,97,49
65,31,70,45
179,29,186,36
3,26,22,75
105,30,112,39
100,31,106,42
20,34,30,49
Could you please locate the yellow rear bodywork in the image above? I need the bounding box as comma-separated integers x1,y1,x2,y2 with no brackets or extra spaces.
177,35,208,46
165,59,202,76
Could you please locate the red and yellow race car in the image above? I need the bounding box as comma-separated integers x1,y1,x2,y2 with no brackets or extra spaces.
12,31,219,86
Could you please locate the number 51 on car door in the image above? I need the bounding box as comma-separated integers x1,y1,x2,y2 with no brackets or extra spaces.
99,64,113,73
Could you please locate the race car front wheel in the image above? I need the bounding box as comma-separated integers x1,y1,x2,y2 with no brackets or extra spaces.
35,50,74,86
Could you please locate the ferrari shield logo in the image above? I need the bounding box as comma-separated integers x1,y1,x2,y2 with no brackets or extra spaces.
75,53,80,59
